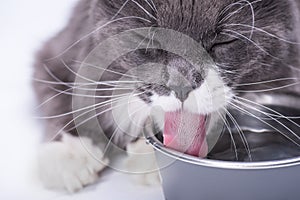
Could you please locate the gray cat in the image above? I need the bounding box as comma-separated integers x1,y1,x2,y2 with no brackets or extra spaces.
33,0,300,192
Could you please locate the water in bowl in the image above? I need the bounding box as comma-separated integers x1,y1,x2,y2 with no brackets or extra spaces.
208,105,300,162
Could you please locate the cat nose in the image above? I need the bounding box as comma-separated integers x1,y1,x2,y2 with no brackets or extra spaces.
169,85,193,102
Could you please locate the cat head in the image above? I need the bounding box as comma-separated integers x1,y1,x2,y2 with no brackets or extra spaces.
85,0,300,144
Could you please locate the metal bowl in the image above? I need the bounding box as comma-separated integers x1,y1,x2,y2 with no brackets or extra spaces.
144,94,300,200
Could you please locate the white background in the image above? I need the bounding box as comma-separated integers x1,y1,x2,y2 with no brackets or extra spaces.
0,1,164,199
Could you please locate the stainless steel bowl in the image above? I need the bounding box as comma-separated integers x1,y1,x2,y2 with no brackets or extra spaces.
144,94,300,200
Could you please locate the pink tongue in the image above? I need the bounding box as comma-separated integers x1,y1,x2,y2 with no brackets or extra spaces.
163,111,208,158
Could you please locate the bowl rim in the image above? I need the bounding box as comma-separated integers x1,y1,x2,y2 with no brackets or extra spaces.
146,136,300,170
144,93,300,170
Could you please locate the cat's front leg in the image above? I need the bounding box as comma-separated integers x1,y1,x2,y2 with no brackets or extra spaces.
37,134,109,192
125,138,161,186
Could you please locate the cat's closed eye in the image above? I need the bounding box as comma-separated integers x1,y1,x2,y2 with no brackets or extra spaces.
210,38,238,51
209,36,249,67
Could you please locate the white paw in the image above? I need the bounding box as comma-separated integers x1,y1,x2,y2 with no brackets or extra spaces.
38,134,109,192
125,138,161,186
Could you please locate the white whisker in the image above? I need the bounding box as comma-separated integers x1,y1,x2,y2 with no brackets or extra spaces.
46,16,152,60
61,59,97,84
234,99,300,141
74,87,133,92
224,108,252,160
132,25,156,52
101,102,148,158
229,101,300,147
287,64,300,73
222,29,277,59
36,96,127,119
66,98,143,133
216,63,241,74
72,60,138,79
33,78,79,86
235,95,300,127
246,0,255,39
224,23,300,44
50,86,143,99
236,82,300,93
111,0,131,20
218,110,238,160
219,0,261,30
34,77,139,88
48,93,144,142
43,64,70,87
62,59,140,86
219,1,244,18
148,0,158,13
144,0,156,13
35,86,73,109
233,77,298,87
35,79,137,109
146,29,156,52
131,0,157,20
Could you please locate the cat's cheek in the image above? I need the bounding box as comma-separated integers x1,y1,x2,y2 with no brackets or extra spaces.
184,69,233,115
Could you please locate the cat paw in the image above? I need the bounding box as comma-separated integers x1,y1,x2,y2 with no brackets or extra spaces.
37,134,109,192
125,138,161,186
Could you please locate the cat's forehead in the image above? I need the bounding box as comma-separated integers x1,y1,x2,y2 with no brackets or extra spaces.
157,0,232,15
156,0,233,40
98,0,290,42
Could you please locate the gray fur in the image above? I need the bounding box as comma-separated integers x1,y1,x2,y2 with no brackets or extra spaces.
33,0,300,147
